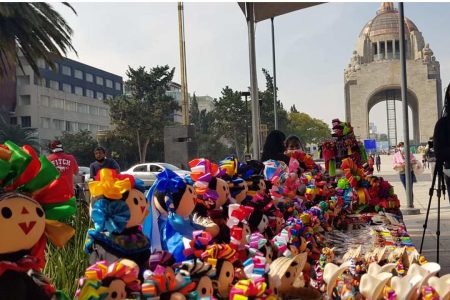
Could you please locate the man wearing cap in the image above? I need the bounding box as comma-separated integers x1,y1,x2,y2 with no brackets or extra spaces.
47,140,79,200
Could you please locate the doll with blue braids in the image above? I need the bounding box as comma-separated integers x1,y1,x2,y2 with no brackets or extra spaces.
143,169,205,262
85,169,150,275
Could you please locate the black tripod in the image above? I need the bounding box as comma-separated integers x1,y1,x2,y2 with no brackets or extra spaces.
419,161,446,264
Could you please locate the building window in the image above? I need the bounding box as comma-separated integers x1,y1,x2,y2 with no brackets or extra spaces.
99,108,108,117
66,121,78,132
77,103,88,114
53,119,65,130
105,94,113,100
105,79,113,88
86,89,94,98
10,117,17,125
96,92,104,100
50,80,59,90
99,125,109,131
65,100,77,112
78,123,89,131
96,76,103,86
86,73,93,82
115,82,121,91
17,75,30,86
40,95,49,106
21,116,31,128
62,83,71,93
19,95,31,105
35,77,46,87
89,105,99,115
89,124,98,132
74,86,83,96
74,69,83,79
62,65,71,76
40,117,50,129
50,98,64,109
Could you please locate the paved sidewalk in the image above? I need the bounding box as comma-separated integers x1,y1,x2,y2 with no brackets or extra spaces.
375,155,450,274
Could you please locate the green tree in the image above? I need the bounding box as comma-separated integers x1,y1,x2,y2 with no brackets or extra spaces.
287,112,331,145
190,93,200,128
105,65,180,163
0,121,39,150
195,108,232,161
212,86,247,159
0,3,77,78
290,104,299,113
259,68,289,132
57,130,98,166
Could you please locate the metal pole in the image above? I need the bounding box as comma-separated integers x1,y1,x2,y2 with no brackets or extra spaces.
245,95,250,153
399,2,417,214
245,2,260,160
181,2,189,124
178,2,189,125
271,17,278,130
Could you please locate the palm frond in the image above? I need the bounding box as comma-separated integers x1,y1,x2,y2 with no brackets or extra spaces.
0,2,77,78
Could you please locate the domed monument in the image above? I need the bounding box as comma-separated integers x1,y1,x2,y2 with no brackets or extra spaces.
344,2,442,146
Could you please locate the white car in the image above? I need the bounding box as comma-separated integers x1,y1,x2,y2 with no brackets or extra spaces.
122,163,191,187
77,166,91,182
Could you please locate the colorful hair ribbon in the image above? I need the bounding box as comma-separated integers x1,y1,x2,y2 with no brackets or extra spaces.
89,168,132,199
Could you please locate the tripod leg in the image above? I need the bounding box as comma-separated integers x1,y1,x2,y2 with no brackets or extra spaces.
420,165,438,254
436,171,443,264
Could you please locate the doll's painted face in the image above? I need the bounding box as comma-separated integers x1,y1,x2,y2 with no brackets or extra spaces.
215,178,230,208
275,216,284,234
125,189,148,228
258,179,266,193
280,261,300,291
234,181,248,204
257,214,269,233
214,261,234,297
241,223,251,246
264,245,274,264
0,195,46,254
175,184,197,217
196,276,214,298
104,279,127,300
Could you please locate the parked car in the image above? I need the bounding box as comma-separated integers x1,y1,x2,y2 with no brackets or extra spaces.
122,163,191,187
78,166,91,182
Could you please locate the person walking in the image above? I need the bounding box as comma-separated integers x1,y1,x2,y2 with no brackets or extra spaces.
46,140,79,201
393,142,417,190
425,137,436,180
375,154,381,172
90,146,120,179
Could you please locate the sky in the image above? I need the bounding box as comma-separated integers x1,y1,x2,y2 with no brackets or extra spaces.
57,2,450,140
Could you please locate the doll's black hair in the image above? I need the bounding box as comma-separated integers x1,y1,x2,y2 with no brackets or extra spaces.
154,186,187,213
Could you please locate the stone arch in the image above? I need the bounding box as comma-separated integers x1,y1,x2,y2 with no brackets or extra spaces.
365,85,420,144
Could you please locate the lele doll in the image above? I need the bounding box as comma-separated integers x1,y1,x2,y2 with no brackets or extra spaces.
86,169,150,271
0,141,76,300
143,169,204,262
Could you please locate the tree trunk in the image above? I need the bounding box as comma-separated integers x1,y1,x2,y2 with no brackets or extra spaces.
136,129,142,162
141,138,150,163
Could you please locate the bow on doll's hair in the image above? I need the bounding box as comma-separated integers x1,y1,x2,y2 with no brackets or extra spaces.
226,204,254,228
262,160,286,184
230,278,273,300
155,169,186,194
89,168,132,200
189,158,221,202
201,244,238,267
76,260,141,299
184,230,214,258
340,157,365,188
219,156,239,177
0,141,77,252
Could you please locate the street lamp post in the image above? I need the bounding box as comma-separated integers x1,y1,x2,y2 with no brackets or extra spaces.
241,91,251,154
